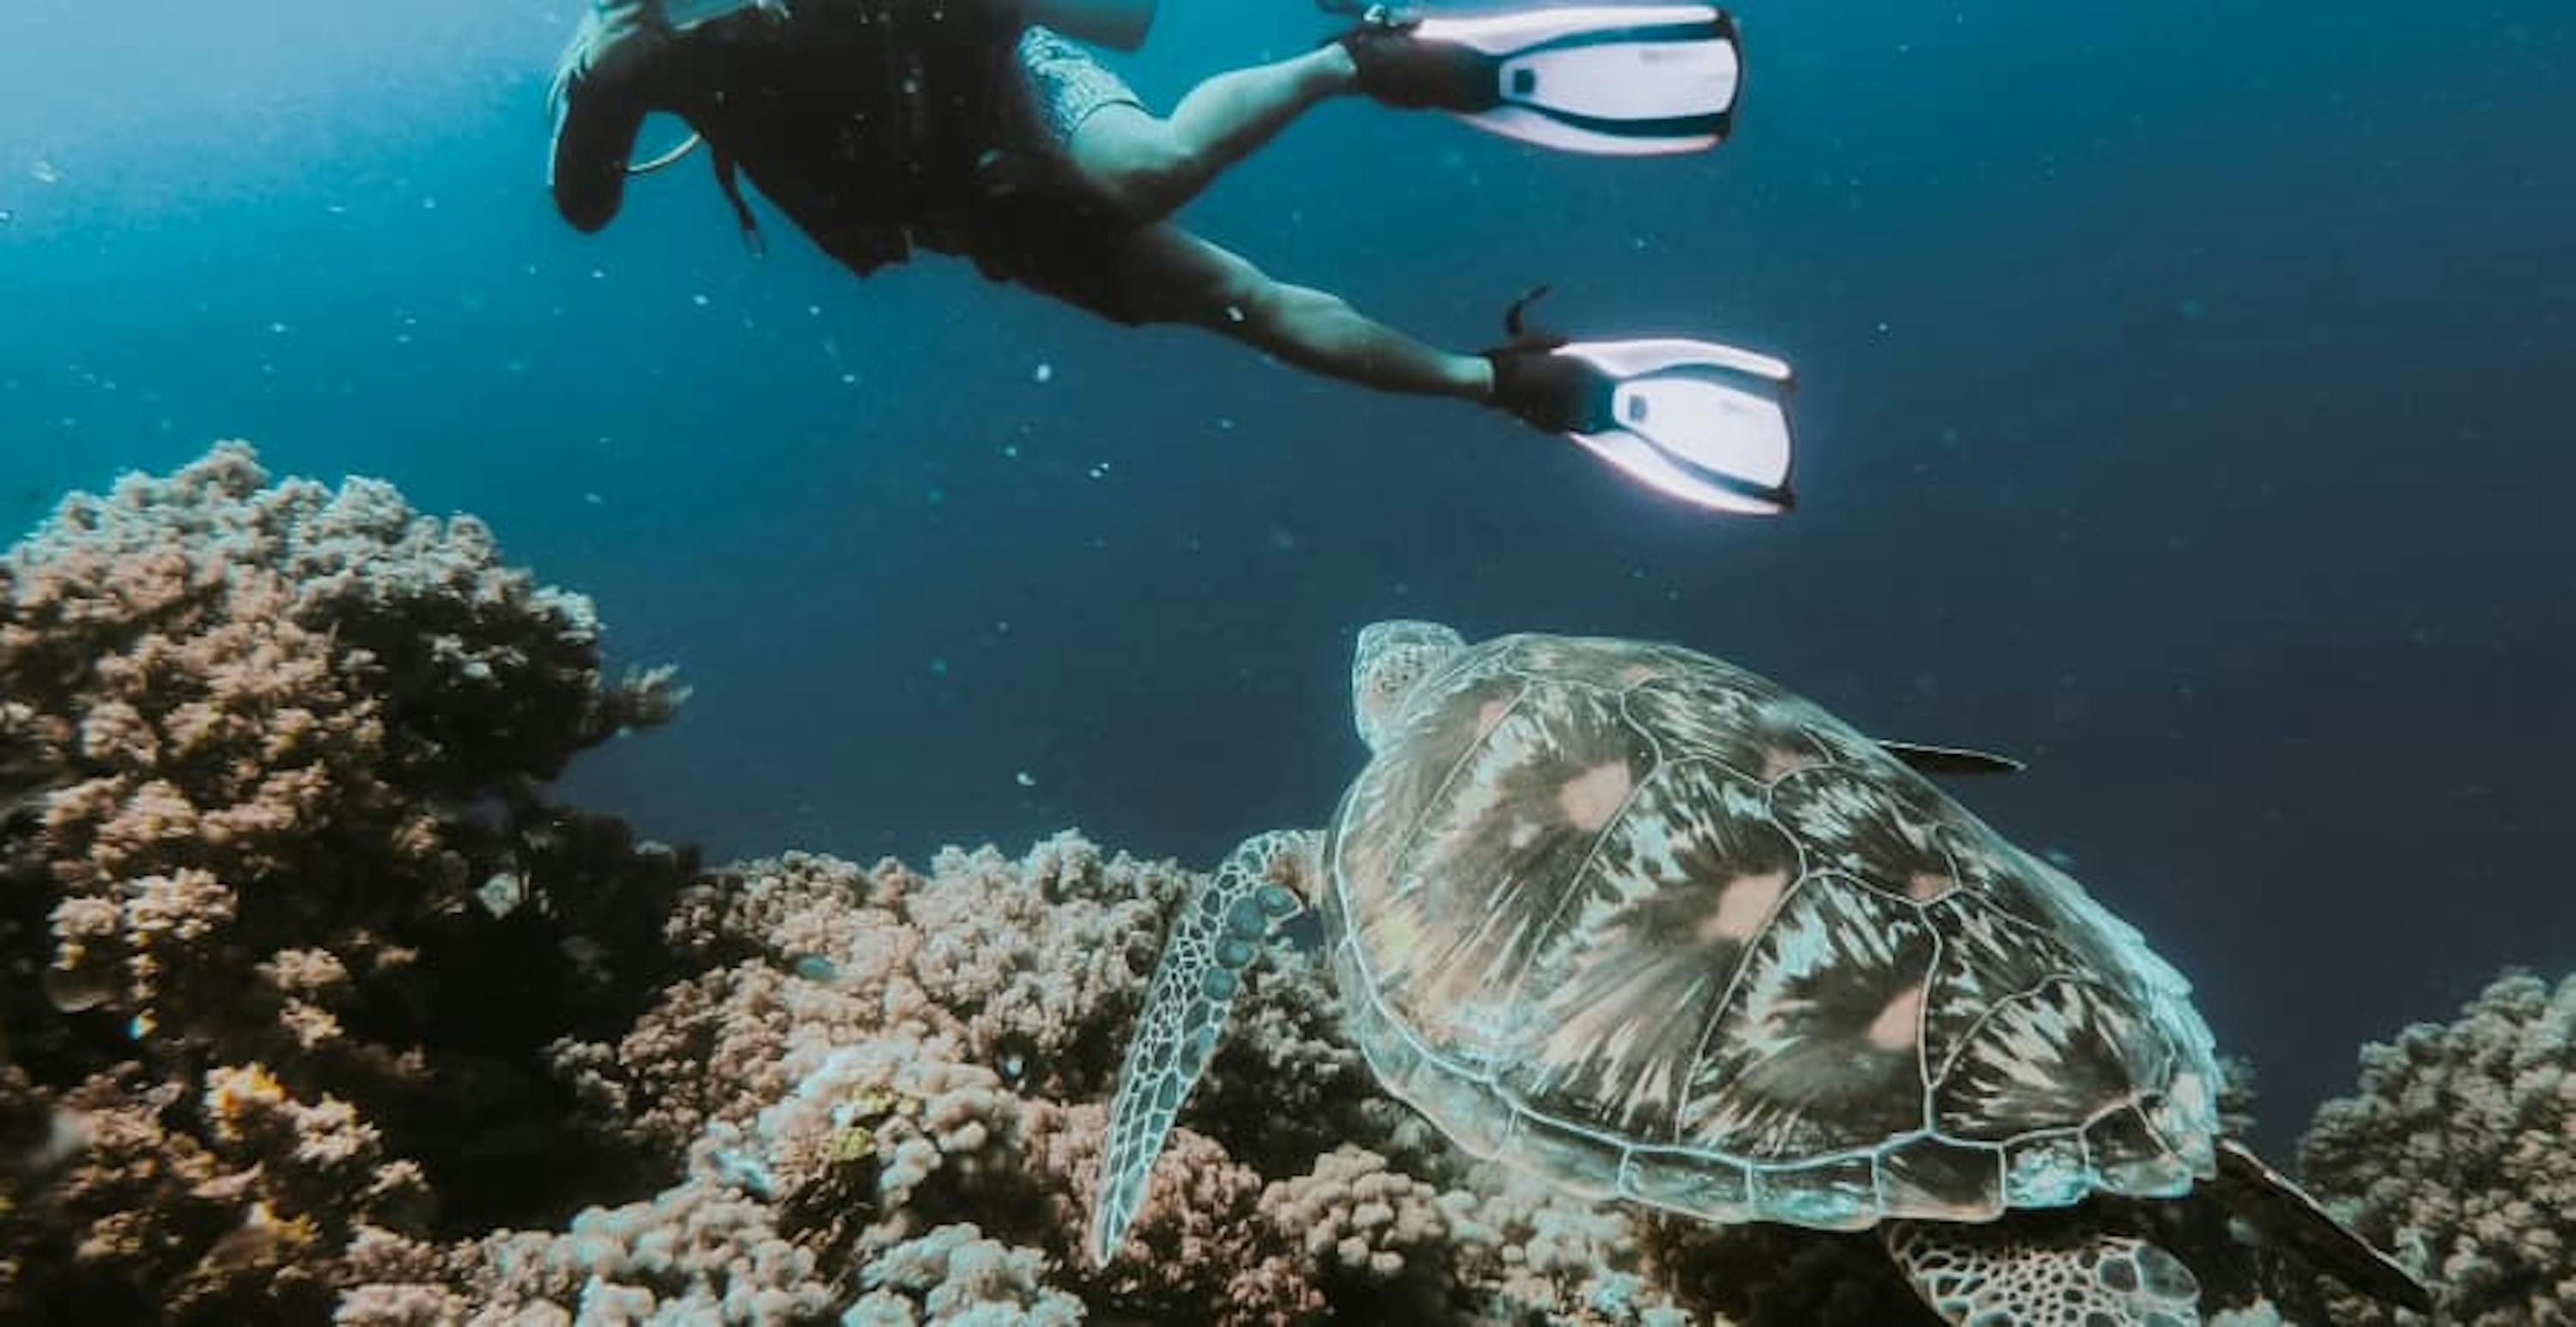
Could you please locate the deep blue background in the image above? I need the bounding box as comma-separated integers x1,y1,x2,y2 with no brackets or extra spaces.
5,0,2571,1147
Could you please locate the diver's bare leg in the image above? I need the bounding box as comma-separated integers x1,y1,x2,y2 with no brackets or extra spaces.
1162,46,1358,175
1113,222,1493,399
1068,47,1358,221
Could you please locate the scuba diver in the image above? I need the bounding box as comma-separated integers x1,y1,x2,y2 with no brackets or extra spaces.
549,0,1795,512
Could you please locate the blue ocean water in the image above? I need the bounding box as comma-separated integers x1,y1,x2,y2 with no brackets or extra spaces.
3,0,2568,1154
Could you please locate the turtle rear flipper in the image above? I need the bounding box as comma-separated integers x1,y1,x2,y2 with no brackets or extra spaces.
1087,830,1312,1268
1885,1216,2202,1327
2208,1138,2433,1313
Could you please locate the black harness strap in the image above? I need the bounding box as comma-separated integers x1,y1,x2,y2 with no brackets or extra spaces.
709,144,766,255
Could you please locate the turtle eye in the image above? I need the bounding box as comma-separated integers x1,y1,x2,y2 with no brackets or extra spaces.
1356,654,1420,749
1376,651,1432,706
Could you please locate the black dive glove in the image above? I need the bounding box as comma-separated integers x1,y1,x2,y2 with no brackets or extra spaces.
547,9,686,232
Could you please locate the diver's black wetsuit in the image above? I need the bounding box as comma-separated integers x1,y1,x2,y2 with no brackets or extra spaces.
551,1,1140,312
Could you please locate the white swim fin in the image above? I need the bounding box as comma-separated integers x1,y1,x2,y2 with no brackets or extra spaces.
1556,337,1795,514
1339,2,1744,155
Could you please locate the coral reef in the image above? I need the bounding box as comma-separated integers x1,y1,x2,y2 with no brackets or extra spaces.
434,841,1710,1325
2297,970,2576,1326
0,446,690,1320
4,444,2563,1325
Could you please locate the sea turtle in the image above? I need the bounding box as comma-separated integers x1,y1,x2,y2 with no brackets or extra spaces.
1089,622,2431,1324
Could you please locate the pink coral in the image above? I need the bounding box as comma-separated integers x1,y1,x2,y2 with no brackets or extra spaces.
2297,970,2576,1326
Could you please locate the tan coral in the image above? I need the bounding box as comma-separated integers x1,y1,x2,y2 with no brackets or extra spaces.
1261,1144,1452,1275
491,841,1734,1324
2299,969,2576,1327
1,444,683,1320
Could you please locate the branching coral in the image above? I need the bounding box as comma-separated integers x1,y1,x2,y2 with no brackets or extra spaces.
459,840,1725,1324
847,1224,1087,1325
0,698,50,837
0,445,689,1318
0,1060,438,1321
466,1146,840,1324
4,443,684,1050
2296,970,2576,1326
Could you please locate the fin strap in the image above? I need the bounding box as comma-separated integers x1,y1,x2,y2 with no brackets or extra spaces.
1501,283,1569,349
709,146,764,256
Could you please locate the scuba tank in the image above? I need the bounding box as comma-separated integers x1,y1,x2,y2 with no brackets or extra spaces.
550,0,1159,265
1019,0,1156,50
634,0,1155,48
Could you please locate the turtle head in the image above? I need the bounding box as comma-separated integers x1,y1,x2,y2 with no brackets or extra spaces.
1352,620,1466,752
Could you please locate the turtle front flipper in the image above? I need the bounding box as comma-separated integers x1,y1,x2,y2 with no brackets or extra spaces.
1885,1217,2202,1327
1087,829,1314,1268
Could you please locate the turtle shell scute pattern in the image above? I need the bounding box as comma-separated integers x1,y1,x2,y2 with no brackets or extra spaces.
1324,635,2222,1231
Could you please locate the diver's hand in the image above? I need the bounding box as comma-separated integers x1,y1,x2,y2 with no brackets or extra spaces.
547,15,680,232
